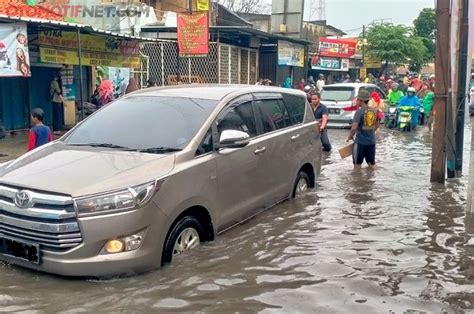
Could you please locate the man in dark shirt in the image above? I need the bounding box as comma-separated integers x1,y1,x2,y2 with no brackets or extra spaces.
311,92,331,152
347,89,379,170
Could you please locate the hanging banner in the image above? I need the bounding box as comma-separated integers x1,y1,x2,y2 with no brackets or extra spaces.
312,57,349,72
38,30,141,68
319,38,357,59
197,0,209,11
278,41,305,67
177,12,209,57
0,23,31,77
364,57,381,69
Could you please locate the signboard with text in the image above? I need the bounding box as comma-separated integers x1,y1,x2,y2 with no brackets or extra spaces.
312,57,349,72
319,38,357,59
177,12,209,57
38,30,140,68
278,41,305,67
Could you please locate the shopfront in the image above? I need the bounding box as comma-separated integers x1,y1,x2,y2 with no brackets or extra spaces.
0,17,152,132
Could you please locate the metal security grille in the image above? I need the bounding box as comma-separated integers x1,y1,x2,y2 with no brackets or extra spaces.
142,41,258,86
131,53,149,88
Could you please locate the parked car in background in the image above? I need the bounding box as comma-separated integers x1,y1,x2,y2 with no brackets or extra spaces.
0,85,321,277
321,83,386,128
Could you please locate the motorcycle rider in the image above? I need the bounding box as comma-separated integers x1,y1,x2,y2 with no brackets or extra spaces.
387,83,404,105
399,87,420,129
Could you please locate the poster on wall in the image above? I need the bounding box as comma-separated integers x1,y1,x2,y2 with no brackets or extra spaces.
177,12,209,57
0,23,30,77
278,41,305,67
106,67,131,98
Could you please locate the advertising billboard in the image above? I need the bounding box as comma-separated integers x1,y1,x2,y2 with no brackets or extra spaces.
278,41,305,67
319,38,357,59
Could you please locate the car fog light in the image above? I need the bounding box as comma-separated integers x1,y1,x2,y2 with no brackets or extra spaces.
102,230,146,254
104,240,125,254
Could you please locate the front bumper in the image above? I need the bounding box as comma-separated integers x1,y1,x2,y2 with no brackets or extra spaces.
0,203,170,277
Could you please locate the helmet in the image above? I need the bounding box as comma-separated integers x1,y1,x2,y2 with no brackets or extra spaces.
407,87,416,93
392,83,399,89
304,85,311,92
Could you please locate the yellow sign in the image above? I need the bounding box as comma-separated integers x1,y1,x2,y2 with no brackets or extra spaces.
197,0,209,11
364,57,381,68
40,48,141,68
38,30,141,68
360,67,367,79
39,30,139,55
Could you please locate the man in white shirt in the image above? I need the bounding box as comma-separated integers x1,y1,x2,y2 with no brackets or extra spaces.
316,74,325,92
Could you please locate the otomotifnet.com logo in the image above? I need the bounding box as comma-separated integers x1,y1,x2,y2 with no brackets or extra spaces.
23,0,152,18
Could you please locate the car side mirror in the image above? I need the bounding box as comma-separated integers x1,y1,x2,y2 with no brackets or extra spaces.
218,130,250,149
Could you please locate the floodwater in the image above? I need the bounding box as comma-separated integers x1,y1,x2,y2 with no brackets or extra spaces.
1,126,474,313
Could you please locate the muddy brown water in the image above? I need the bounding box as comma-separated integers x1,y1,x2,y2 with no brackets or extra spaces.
0,127,473,313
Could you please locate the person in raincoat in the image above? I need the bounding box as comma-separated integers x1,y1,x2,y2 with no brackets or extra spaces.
387,83,404,105
282,77,292,88
422,91,435,130
399,87,420,129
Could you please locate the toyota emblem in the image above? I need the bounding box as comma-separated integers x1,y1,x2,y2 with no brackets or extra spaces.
14,191,32,209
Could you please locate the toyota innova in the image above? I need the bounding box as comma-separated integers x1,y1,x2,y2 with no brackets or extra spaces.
0,85,321,277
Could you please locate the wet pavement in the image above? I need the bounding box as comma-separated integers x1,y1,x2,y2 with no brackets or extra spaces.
0,125,474,312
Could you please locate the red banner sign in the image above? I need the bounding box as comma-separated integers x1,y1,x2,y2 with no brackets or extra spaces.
318,37,357,58
177,12,209,57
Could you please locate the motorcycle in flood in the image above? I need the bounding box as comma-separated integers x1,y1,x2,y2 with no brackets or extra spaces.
398,106,415,132
385,103,398,129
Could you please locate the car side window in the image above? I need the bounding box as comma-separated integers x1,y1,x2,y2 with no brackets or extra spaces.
282,94,305,125
196,128,213,156
255,98,291,133
217,101,257,139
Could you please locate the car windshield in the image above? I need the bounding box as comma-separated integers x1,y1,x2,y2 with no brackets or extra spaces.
321,87,355,102
63,96,217,151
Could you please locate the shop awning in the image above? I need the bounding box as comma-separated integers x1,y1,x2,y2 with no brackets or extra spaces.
0,1,64,21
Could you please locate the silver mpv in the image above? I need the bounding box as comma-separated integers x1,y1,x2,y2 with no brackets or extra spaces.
0,85,321,277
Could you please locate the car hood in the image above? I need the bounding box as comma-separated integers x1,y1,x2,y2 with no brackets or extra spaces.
0,142,175,197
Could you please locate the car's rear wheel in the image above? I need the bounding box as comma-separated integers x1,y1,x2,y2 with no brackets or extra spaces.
162,216,203,264
293,171,310,198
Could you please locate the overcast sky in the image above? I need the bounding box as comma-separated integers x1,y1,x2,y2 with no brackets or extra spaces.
316,0,435,36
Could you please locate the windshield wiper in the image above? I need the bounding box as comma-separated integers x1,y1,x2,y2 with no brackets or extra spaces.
137,147,183,154
69,143,131,150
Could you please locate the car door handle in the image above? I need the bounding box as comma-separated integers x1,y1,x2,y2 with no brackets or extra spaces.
254,147,267,155
290,134,300,141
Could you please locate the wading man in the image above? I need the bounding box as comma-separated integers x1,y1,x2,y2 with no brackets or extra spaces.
311,92,331,152
347,89,378,170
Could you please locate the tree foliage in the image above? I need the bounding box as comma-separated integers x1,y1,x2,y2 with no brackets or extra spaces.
413,8,436,60
218,0,270,14
363,23,428,72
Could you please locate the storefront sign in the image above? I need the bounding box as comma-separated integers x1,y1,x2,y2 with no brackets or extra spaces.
278,41,305,67
38,30,140,68
177,12,209,57
319,38,357,59
312,57,349,72
0,23,30,77
197,0,210,11
39,47,140,68
60,66,75,101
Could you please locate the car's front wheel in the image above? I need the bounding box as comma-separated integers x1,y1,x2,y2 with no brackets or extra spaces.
162,216,203,265
292,171,310,198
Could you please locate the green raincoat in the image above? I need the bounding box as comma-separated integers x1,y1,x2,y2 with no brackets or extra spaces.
422,92,435,116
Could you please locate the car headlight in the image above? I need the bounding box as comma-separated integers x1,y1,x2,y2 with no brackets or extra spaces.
74,180,163,216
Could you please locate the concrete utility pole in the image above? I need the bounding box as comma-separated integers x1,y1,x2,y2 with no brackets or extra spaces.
454,0,470,175
431,0,451,183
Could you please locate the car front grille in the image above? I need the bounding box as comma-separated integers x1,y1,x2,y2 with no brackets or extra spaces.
0,185,81,252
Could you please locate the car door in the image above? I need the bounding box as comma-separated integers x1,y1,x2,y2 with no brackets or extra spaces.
251,93,296,207
214,95,262,230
